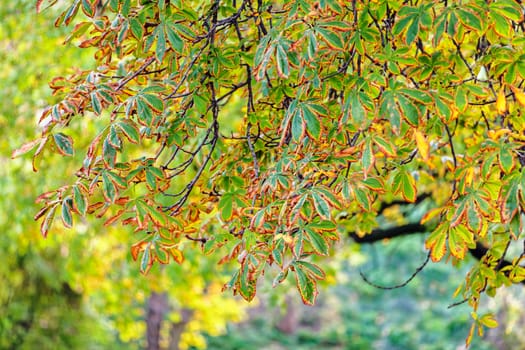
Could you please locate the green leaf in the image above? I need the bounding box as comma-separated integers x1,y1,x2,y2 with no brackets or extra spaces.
243,229,256,251
108,126,122,149
307,220,336,231
53,133,74,156
239,262,256,302
73,185,87,216
141,94,164,113
293,231,303,257
129,18,144,40
302,105,321,140
316,27,343,50
405,17,419,45
165,24,183,53
61,198,73,228
291,110,304,141
81,0,94,17
425,223,448,262
193,94,208,114
456,8,482,32
102,172,117,202
381,93,400,134
362,138,374,175
116,120,140,143
90,92,102,115
136,98,153,125
392,15,413,36
219,193,233,221
140,243,151,274
397,95,419,126
294,266,317,305
303,227,329,255
275,44,289,78
156,26,167,62
499,145,514,173
350,92,365,125
311,192,331,219
294,260,326,280
400,89,433,104
146,169,157,190
102,139,117,167
361,177,384,192
144,203,166,226
40,204,57,238
307,31,317,60
393,168,417,202
435,96,452,120
373,135,396,157
354,187,371,211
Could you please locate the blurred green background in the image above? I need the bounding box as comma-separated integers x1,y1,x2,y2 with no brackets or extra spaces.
2,2,525,349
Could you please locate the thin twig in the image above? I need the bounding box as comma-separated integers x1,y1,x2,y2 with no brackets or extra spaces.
359,251,431,290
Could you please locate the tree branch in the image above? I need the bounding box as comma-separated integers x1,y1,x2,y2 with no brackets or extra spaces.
349,223,427,243
349,223,524,285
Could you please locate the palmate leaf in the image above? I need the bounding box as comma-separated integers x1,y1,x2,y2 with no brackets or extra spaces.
392,168,417,202
28,0,525,332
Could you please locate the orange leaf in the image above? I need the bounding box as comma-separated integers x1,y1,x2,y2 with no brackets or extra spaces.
11,138,41,159
168,247,184,264
510,85,525,106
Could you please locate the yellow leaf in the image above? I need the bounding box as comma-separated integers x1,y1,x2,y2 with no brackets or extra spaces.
425,224,447,262
488,128,511,140
496,87,507,114
480,313,498,328
510,85,525,106
448,228,467,259
421,207,442,225
466,323,475,347
464,167,474,188
414,130,429,161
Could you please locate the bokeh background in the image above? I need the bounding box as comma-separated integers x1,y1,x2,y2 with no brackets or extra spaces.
2,2,525,349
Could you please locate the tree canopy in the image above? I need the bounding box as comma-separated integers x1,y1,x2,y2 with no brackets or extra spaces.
14,0,525,345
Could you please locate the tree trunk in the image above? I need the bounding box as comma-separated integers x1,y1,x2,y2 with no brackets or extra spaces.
146,292,168,350
168,309,193,350
276,294,299,335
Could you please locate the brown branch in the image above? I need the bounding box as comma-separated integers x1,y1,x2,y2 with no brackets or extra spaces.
349,223,525,286
349,223,427,243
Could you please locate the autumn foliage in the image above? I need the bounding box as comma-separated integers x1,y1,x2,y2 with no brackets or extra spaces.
14,0,525,342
